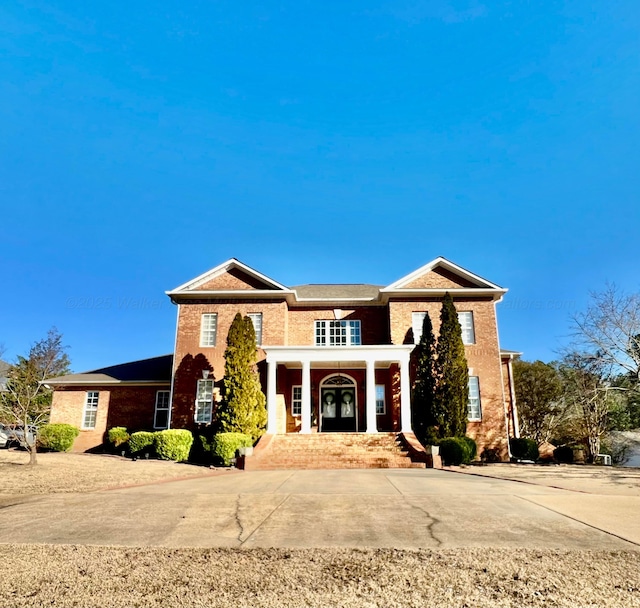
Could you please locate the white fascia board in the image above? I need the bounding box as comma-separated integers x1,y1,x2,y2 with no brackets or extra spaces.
168,258,290,293
380,288,508,300
383,256,504,291
166,289,295,302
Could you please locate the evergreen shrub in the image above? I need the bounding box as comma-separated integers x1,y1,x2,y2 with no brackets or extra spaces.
38,423,79,452
129,431,156,455
460,436,477,461
107,427,130,449
154,429,194,462
553,445,574,463
211,432,253,466
510,437,539,461
439,437,466,466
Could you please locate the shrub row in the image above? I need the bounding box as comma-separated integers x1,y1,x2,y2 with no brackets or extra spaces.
210,432,253,466
108,428,194,462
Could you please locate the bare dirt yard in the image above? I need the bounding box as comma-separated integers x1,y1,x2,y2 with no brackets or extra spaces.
2,545,639,607
2,453,640,607
0,449,227,494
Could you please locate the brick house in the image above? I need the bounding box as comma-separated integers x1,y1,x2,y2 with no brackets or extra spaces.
47,257,519,458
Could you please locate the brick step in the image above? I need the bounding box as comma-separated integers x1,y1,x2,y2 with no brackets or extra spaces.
244,432,424,470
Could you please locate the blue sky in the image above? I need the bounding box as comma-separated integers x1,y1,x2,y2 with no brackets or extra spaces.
1,1,639,372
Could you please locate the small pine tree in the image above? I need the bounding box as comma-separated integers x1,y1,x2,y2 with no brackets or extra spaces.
411,312,438,443
218,313,267,440
434,293,469,438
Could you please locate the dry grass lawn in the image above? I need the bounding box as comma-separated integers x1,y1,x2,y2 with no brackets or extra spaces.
2,545,639,607
0,450,226,494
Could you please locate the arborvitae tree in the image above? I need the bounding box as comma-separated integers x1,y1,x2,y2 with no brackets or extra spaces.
434,293,469,437
218,313,267,440
411,311,438,444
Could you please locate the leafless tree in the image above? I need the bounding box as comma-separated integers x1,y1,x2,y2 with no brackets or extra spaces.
0,329,70,465
571,284,640,382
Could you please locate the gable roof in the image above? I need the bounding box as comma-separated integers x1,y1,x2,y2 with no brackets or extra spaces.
381,256,507,300
43,354,173,387
166,258,294,302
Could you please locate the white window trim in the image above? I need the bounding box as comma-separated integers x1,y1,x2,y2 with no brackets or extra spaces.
291,385,302,417
200,313,218,348
315,320,362,346
82,391,99,430
154,390,171,430
248,312,263,346
458,311,475,345
468,376,482,421
375,384,386,415
195,379,214,424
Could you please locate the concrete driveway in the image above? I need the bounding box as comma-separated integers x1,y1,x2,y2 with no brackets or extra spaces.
2,468,639,549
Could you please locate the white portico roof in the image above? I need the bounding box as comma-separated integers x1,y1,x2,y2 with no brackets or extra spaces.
264,345,414,366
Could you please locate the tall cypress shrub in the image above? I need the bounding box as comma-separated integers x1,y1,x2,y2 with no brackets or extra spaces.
218,313,267,440
411,312,438,443
434,293,469,437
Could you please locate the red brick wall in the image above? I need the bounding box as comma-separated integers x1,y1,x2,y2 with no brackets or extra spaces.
286,306,390,346
50,385,167,452
389,297,508,458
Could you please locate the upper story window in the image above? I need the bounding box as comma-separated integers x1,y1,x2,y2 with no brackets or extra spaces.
412,312,427,344
200,313,218,347
458,311,475,345
315,320,361,346
247,313,263,345
468,376,481,421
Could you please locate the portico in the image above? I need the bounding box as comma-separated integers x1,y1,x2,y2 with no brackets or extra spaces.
264,345,414,435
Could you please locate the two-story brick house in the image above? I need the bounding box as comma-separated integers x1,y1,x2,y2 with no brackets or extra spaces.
47,256,519,459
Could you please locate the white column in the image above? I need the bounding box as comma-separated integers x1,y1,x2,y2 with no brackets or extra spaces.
266,359,278,434
365,358,378,433
301,360,311,434
399,356,412,433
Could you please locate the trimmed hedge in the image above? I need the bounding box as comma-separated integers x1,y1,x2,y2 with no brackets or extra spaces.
129,431,156,455
553,445,574,463
510,437,539,461
154,429,194,462
439,436,476,466
211,432,253,466
107,427,130,448
38,423,79,452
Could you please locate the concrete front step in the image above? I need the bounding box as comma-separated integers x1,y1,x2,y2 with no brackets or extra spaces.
244,432,425,470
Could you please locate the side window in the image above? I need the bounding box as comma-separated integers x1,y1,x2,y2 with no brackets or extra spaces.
154,390,170,429
248,313,263,345
468,377,481,420
292,386,302,417
200,313,218,347
375,385,386,415
458,311,475,345
82,391,99,429
195,379,214,424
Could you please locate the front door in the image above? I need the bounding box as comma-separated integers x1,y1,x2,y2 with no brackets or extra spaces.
321,387,356,432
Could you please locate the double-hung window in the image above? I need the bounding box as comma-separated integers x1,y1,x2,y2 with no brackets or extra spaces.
458,311,475,345
195,379,214,424
200,313,218,347
154,390,170,429
82,391,99,429
247,313,263,345
468,376,482,421
315,320,361,346
291,386,302,417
